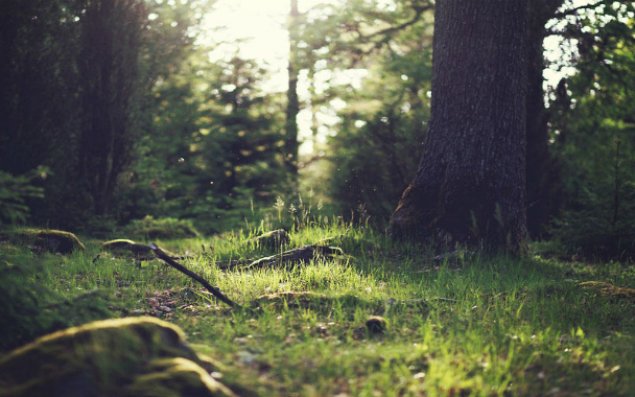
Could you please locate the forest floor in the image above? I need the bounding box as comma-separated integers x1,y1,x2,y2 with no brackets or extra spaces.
3,222,635,396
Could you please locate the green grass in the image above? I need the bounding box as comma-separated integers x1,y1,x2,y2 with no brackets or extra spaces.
2,221,635,396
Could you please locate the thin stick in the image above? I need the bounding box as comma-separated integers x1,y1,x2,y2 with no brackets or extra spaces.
149,243,240,309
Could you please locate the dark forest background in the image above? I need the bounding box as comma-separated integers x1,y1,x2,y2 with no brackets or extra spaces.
1,0,634,260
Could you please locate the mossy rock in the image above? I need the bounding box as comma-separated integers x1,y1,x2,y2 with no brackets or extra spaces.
0,228,85,254
365,315,387,334
0,317,236,397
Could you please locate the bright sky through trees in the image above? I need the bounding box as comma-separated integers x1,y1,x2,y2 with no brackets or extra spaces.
201,0,351,155
201,0,598,87
199,0,599,154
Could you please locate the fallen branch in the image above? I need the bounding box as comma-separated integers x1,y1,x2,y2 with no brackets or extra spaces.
244,245,344,271
149,243,240,309
94,239,192,266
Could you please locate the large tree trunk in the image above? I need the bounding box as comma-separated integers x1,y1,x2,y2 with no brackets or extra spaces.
390,0,529,254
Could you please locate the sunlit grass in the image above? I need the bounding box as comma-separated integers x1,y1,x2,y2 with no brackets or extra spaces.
3,220,635,396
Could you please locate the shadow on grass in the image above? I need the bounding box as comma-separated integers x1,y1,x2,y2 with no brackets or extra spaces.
249,291,430,317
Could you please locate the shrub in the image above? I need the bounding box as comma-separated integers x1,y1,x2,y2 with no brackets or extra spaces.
0,169,45,225
551,187,635,261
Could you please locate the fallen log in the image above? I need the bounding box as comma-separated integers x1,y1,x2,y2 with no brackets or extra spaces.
214,244,345,271
243,245,344,270
0,228,85,254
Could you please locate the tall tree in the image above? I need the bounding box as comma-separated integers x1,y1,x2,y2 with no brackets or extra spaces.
390,0,529,254
77,0,147,215
0,0,81,176
285,0,300,184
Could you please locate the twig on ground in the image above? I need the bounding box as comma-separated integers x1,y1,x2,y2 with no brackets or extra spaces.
149,243,240,309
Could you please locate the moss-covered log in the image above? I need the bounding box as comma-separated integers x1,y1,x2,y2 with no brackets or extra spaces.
0,228,85,254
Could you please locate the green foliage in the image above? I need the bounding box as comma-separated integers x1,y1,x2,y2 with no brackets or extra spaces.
0,257,111,352
0,169,46,225
554,203,635,261
550,9,635,260
0,0,82,177
0,0,202,229
123,53,288,234
0,261,50,351
305,2,434,223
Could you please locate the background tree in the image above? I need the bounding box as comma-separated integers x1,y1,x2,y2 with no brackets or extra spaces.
76,0,147,216
0,0,202,229
390,0,529,253
125,52,287,233
296,0,433,222
328,20,433,223
0,0,81,177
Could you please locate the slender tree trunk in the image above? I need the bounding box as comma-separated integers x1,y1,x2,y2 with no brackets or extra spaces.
525,0,563,238
390,0,529,254
285,0,300,185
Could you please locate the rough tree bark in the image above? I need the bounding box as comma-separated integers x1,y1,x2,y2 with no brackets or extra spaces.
390,0,529,254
